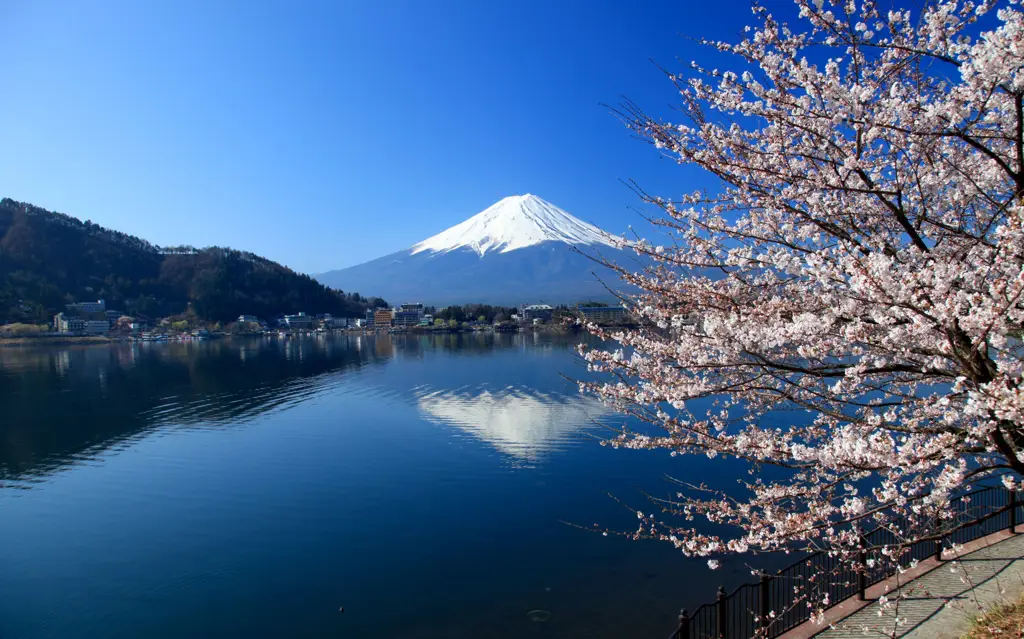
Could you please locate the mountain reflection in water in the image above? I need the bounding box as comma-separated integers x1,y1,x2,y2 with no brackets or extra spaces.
417,386,607,464
0,333,750,639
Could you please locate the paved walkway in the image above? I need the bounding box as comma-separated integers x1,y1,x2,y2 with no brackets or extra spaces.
813,532,1024,638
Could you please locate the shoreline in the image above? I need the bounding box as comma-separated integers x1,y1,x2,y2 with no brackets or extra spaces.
0,323,625,347
0,335,115,348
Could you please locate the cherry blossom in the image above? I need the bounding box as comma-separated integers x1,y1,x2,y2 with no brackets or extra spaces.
581,0,1024,630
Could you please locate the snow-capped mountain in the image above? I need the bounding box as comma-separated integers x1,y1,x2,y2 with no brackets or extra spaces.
411,194,618,256
316,194,630,306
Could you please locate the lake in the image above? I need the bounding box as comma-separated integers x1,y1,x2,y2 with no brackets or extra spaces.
0,333,753,638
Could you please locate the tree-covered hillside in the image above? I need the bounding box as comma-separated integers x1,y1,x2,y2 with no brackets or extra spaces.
0,199,386,322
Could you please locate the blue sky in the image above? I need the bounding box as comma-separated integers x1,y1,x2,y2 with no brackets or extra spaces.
1,0,775,273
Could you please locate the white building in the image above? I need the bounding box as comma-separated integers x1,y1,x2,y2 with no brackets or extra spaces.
54,313,84,334
284,312,313,329
521,304,554,322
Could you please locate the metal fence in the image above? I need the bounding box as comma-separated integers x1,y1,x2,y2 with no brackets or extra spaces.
668,486,1020,639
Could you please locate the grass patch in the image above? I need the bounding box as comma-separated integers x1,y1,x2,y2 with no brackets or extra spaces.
963,595,1024,638
0,323,49,336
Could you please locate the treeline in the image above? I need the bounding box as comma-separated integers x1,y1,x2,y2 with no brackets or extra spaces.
0,199,387,323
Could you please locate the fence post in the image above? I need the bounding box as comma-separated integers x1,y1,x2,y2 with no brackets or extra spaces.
858,548,867,601
1011,489,1018,533
717,585,727,639
678,608,689,639
759,572,771,632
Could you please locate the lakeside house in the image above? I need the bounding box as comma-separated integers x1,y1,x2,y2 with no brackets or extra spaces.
54,312,85,334
521,304,553,323
283,312,313,330
388,303,424,328
399,303,425,317
393,311,418,327
576,305,627,324
82,320,110,335
238,314,259,324
393,312,418,327
374,308,394,328
53,312,109,334
361,309,375,329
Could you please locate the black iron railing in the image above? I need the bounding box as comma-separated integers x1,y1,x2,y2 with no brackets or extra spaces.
669,486,1020,639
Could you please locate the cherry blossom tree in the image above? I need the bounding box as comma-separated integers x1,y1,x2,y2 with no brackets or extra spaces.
580,0,1024,630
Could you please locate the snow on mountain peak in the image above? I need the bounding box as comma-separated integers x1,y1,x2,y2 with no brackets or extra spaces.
411,194,618,257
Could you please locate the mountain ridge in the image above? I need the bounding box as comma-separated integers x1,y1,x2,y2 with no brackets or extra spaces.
316,194,629,306
0,198,387,323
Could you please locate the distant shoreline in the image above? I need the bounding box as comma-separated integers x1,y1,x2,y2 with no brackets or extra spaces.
0,335,115,348
0,322,627,347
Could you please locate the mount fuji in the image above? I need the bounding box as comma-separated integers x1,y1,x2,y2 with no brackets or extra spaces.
316,194,631,306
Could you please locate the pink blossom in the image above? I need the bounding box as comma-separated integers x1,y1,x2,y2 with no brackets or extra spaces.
581,0,1024,626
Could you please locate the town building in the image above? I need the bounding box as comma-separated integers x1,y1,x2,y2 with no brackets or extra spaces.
284,312,314,330
398,303,425,320
393,310,421,328
521,304,554,323
82,320,110,335
66,299,106,314
54,313,85,334
577,305,628,324
315,316,346,330
238,314,260,324
374,308,394,329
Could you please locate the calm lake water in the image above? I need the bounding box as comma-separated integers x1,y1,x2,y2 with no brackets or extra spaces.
0,333,754,639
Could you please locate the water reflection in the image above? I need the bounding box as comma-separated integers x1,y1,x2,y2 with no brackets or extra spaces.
0,332,747,639
417,385,607,464
0,337,386,485
0,333,598,486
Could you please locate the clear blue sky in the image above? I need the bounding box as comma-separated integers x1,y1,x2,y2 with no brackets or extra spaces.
1,0,774,273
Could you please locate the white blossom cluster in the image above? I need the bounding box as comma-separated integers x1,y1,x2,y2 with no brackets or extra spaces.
581,0,1024,629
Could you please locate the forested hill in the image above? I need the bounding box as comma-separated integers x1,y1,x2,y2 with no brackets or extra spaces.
0,198,387,322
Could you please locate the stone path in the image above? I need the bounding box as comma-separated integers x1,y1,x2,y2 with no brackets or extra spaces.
814,533,1024,638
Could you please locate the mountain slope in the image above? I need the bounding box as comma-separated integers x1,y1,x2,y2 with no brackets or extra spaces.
0,198,386,322
317,194,630,306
